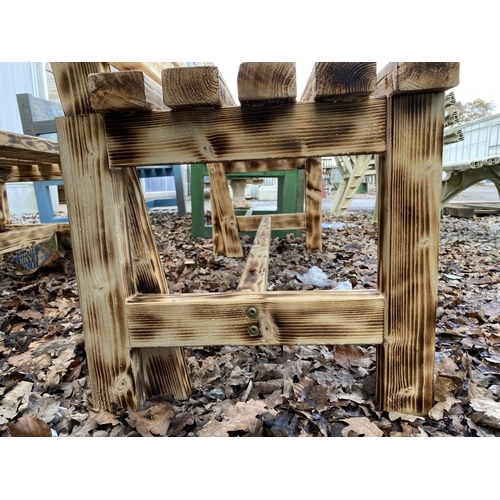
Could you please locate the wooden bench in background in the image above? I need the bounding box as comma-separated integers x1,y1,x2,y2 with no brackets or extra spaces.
51,61,459,416
0,129,69,255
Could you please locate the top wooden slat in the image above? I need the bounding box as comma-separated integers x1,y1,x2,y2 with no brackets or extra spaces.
373,62,459,97
162,66,237,109
0,130,60,164
88,71,169,112
301,63,377,101
110,62,179,86
237,62,297,106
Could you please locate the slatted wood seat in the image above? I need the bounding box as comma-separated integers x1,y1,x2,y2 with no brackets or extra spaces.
0,129,69,255
51,61,459,415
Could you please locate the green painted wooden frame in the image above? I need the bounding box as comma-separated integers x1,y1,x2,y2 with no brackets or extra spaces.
190,164,305,239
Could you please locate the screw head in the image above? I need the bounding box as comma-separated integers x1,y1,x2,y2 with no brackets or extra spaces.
246,306,259,318
248,324,261,337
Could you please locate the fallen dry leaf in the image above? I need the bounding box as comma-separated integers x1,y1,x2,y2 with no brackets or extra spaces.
198,399,268,437
340,417,384,437
7,415,52,437
126,404,175,437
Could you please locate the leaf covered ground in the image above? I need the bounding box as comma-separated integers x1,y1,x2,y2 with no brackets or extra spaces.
1,209,500,437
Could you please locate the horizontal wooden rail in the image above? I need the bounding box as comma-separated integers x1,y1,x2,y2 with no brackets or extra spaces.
0,130,60,164
236,213,306,232
0,223,69,254
126,290,385,347
100,98,387,167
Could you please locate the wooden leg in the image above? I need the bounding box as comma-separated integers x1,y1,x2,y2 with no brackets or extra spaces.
0,182,10,231
207,162,243,257
377,92,444,415
57,113,191,411
305,158,322,251
123,166,191,400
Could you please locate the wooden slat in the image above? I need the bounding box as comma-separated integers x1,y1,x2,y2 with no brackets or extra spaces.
109,62,177,86
305,157,323,251
374,62,460,97
376,92,445,415
50,62,111,116
126,290,385,347
103,99,387,167
207,162,243,257
0,224,69,254
236,213,305,232
0,130,60,164
162,66,237,109
301,63,377,101
0,164,63,182
88,71,169,112
237,215,272,292
237,62,296,106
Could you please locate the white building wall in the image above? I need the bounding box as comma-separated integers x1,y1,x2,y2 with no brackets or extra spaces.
0,62,49,214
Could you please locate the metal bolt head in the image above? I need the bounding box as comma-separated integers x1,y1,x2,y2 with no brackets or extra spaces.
248,324,261,337
246,306,259,318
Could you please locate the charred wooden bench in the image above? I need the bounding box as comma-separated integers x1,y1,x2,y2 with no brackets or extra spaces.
52,62,458,416
0,129,69,256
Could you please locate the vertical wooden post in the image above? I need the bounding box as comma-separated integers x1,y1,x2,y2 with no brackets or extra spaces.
207,162,243,257
377,92,445,415
0,182,10,231
57,114,191,410
56,114,140,410
305,157,323,251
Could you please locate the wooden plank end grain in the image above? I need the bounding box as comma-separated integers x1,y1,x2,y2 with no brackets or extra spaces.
162,66,237,109
88,70,169,112
237,62,297,106
374,62,460,97
302,63,377,102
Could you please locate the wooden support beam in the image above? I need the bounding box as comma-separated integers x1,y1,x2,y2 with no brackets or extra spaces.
237,215,272,292
207,162,243,257
305,157,323,251
0,130,59,164
122,167,192,400
51,63,111,115
0,224,69,254
56,113,191,410
236,213,305,232
376,92,445,415
103,99,387,167
57,113,140,410
126,290,385,347
301,63,377,101
162,66,237,108
237,62,297,106
0,164,63,182
88,71,169,112
374,62,460,97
